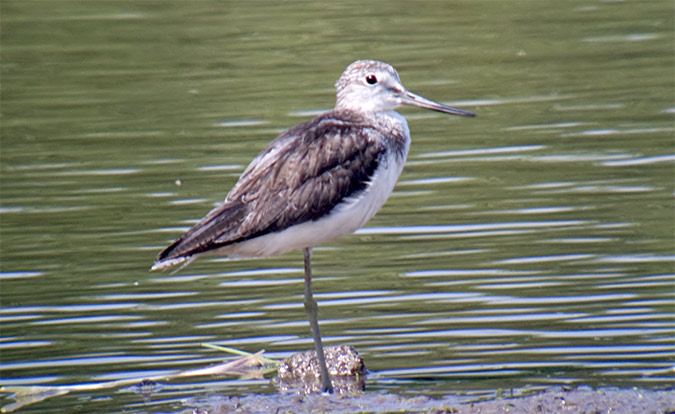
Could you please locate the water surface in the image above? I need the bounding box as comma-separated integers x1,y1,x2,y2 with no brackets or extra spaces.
1,0,673,412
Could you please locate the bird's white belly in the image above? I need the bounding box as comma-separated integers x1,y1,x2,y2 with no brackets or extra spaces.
225,156,405,258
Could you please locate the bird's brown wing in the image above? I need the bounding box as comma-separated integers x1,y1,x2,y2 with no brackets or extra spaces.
155,111,389,266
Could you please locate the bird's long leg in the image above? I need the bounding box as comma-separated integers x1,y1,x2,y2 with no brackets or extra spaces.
303,247,334,393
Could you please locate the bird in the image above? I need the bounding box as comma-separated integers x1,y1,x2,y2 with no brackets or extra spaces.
151,60,475,393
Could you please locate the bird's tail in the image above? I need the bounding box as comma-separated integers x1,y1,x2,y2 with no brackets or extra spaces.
150,255,196,272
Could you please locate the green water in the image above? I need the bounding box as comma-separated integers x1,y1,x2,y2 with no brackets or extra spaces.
1,0,673,412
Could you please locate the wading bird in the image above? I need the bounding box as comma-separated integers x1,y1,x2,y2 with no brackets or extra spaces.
152,60,475,393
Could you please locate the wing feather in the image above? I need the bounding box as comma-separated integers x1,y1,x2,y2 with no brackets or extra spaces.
155,111,387,265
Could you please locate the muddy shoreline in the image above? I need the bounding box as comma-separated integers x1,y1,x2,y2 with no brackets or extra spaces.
186,386,675,413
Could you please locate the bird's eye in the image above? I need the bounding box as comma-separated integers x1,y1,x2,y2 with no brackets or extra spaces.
365,74,378,85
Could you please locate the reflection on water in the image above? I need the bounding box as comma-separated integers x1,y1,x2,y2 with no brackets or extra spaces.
1,0,674,412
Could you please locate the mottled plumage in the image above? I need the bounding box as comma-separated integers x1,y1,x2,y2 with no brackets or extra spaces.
152,60,474,392
155,110,408,267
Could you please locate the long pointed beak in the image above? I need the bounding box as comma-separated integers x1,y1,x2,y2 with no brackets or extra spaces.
400,90,475,117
